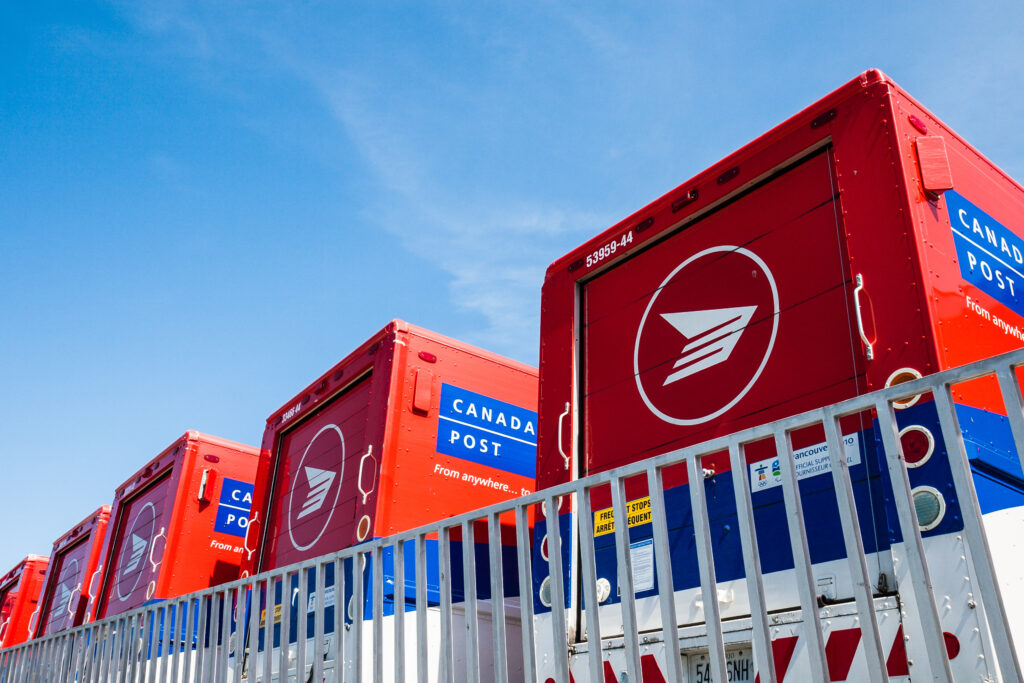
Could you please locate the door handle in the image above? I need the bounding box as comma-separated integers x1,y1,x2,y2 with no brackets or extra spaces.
557,402,571,471
854,274,874,361
358,446,377,504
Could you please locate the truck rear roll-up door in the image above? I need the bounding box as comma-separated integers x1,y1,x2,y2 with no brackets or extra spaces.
38,537,91,636
581,148,860,474
100,472,171,616
263,374,374,569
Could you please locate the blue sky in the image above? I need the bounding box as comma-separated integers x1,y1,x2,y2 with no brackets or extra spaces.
2,2,1023,572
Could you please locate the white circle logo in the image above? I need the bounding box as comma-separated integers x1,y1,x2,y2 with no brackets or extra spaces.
116,502,156,602
633,245,780,425
287,424,345,552
53,557,80,630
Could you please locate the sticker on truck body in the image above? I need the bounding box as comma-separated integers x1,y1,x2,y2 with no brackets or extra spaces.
436,384,537,478
948,190,1024,319
214,478,254,538
748,433,861,493
593,496,651,537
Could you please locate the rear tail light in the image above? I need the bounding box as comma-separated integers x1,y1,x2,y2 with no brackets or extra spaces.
898,426,935,467
911,486,946,530
944,632,961,659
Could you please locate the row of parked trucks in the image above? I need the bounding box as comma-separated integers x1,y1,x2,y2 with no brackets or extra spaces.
0,322,538,650
2,69,1024,681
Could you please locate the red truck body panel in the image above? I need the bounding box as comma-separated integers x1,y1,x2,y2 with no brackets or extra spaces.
246,320,538,573
538,69,1024,494
0,556,48,648
90,432,261,620
34,506,110,637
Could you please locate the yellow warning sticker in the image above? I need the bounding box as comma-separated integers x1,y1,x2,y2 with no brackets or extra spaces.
593,496,651,536
259,604,283,627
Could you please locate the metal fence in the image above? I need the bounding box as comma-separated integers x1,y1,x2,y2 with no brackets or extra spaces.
3,348,1024,682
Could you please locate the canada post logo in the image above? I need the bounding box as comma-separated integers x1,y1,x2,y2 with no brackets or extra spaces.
436,384,537,478
116,502,156,602
53,558,81,627
286,424,344,552
214,478,254,538
947,190,1024,319
634,245,779,425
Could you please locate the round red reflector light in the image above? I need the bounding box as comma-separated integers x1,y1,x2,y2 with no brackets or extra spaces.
899,426,934,467
943,631,960,659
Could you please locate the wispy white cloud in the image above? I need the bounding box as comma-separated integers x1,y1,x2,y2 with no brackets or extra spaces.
277,45,608,361
312,66,603,361
124,0,215,58
104,2,612,361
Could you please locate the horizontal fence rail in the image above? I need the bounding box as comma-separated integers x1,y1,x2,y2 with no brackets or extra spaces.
3,348,1024,682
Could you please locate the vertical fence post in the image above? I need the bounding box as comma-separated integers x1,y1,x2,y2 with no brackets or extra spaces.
394,539,406,683
822,409,889,683
462,520,480,683
575,484,604,683
438,526,454,683
514,505,536,683
610,478,642,682
313,561,326,683
279,573,292,683
936,376,1023,682
486,512,508,683
543,494,571,683
414,534,428,683
875,399,954,682
688,452,728,683
773,430,829,681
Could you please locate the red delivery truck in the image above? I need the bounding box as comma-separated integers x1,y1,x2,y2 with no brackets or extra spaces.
88,431,262,621
244,320,537,682
33,506,110,638
246,319,537,572
533,69,1024,681
0,556,48,649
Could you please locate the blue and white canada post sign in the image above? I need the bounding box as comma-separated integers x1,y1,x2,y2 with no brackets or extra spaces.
214,478,254,538
947,190,1024,318
436,383,537,479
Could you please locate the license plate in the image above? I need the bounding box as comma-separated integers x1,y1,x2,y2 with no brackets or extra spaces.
688,647,755,682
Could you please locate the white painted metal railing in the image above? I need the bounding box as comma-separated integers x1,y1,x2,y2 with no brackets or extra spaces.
3,348,1024,682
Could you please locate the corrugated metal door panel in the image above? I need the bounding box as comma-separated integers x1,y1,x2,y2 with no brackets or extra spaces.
262,374,374,569
582,149,858,475
37,536,91,636
99,472,172,616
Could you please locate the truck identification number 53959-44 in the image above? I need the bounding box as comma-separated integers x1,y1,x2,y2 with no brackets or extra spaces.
585,231,633,269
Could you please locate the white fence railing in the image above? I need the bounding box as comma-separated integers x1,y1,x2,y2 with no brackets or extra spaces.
3,349,1024,682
